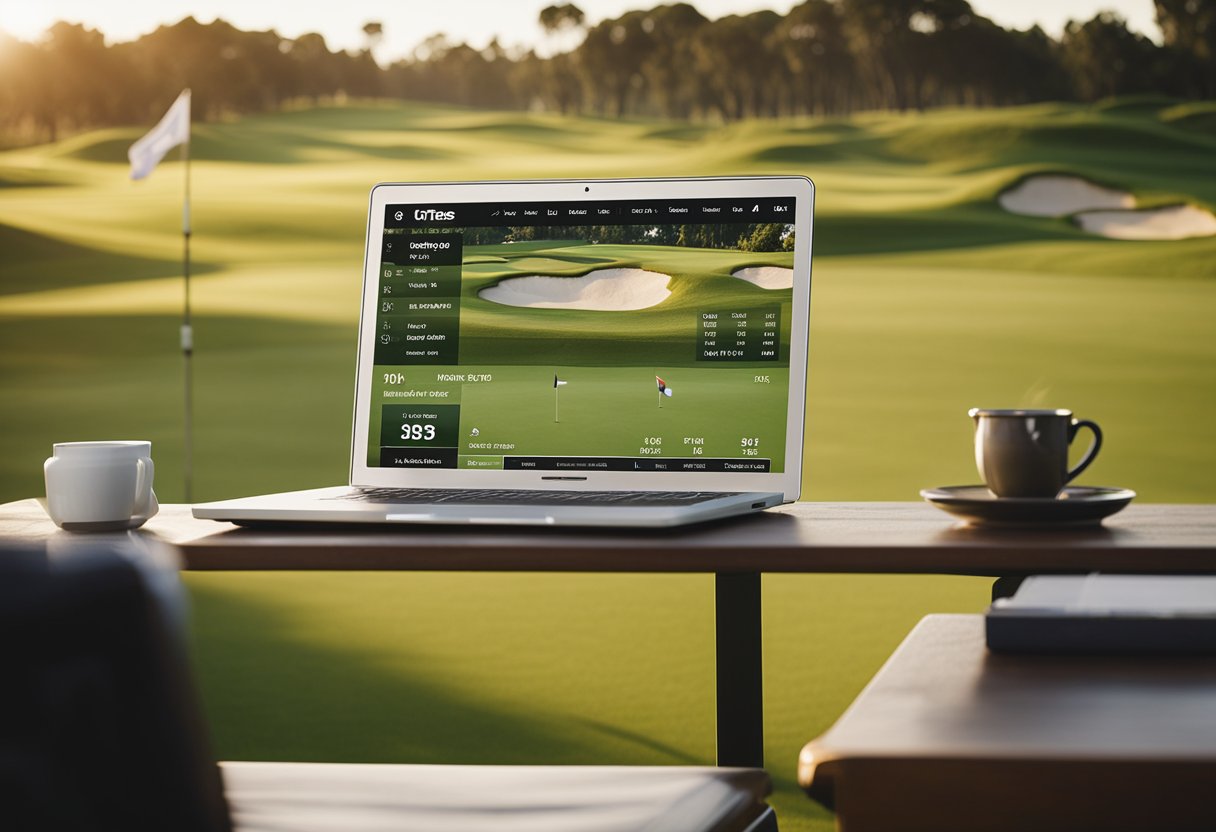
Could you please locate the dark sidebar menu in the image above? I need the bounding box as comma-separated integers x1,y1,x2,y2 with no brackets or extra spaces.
375,231,462,365
376,231,463,468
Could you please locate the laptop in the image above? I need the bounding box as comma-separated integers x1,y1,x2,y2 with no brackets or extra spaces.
193,175,814,527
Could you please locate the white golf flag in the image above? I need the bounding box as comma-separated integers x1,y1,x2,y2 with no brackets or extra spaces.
129,90,190,181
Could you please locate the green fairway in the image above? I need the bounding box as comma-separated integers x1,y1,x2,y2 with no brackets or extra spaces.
2,99,1214,832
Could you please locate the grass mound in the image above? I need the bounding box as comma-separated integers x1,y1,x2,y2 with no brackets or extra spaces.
0,222,217,295
1092,95,1182,115
1160,101,1216,137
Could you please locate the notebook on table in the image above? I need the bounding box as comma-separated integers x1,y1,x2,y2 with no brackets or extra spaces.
193,176,815,527
987,574,1216,655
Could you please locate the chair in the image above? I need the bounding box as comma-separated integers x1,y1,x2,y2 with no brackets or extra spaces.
0,540,777,832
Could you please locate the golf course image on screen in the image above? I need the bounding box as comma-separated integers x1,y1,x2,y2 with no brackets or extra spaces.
367,201,799,473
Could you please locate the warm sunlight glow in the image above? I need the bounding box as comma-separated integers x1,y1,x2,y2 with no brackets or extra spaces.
0,5,55,42
0,1,1163,58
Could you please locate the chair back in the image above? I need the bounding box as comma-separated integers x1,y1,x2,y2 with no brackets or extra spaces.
0,541,231,832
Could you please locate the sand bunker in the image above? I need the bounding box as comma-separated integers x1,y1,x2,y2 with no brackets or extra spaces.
479,268,672,310
998,175,1134,218
1075,204,1216,240
998,174,1215,240
732,266,794,290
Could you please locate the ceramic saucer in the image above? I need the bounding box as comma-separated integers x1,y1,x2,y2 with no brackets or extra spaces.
920,485,1136,528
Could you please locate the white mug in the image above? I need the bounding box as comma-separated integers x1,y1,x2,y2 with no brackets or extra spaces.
44,441,159,531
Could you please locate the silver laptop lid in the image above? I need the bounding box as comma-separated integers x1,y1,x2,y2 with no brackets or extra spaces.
350,176,813,499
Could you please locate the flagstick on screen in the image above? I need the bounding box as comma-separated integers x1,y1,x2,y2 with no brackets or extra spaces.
656,376,672,409
554,374,567,422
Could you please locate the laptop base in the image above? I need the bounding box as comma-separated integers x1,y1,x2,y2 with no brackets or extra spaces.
193,486,783,529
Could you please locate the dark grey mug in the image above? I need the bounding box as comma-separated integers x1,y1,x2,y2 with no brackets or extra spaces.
969,408,1103,499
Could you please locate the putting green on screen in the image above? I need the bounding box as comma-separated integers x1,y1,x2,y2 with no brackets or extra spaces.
2,98,1215,832
368,365,789,468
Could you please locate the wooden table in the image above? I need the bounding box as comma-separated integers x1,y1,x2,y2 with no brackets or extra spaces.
4,499,1214,769
798,614,1216,832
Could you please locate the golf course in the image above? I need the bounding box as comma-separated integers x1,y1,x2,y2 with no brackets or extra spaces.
2,98,1215,830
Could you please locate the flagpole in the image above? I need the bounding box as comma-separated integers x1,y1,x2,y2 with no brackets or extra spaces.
127,89,193,501
181,90,193,503
554,386,559,423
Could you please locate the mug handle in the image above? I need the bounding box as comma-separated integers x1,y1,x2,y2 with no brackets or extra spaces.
133,456,159,522
1065,419,1103,484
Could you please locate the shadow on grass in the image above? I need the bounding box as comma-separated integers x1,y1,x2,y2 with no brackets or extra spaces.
184,576,695,766
750,137,899,166
0,166,71,188
639,125,713,143
52,128,455,165
568,717,702,765
0,222,221,295
814,207,1084,256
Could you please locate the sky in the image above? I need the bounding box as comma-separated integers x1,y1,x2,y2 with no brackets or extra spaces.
0,0,1163,62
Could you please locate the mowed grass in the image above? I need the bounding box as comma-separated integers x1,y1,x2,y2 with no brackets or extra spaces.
2,99,1215,832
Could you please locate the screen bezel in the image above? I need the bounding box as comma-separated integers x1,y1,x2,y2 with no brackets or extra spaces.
350,176,813,500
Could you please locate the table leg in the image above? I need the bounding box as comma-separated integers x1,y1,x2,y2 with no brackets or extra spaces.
715,571,764,768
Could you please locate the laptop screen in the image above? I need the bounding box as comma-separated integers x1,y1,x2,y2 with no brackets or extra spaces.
361,185,806,480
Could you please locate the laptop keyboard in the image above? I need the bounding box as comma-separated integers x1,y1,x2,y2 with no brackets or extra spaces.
331,488,739,507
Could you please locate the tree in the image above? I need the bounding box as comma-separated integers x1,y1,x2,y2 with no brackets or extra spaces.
1061,12,1160,100
578,10,657,116
738,223,787,252
838,0,925,111
286,32,342,102
539,4,586,44
776,0,856,115
641,4,709,118
362,21,384,53
1155,0,1216,97
0,2,1205,146
535,4,586,113
691,12,783,120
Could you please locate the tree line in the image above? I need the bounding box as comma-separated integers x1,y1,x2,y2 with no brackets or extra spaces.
0,0,1212,144
463,221,794,251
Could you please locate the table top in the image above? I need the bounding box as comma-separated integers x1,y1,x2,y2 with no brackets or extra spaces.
801,615,1216,765
797,614,1216,832
3,499,1214,575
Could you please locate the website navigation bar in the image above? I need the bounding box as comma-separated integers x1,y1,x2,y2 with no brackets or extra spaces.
386,198,797,229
